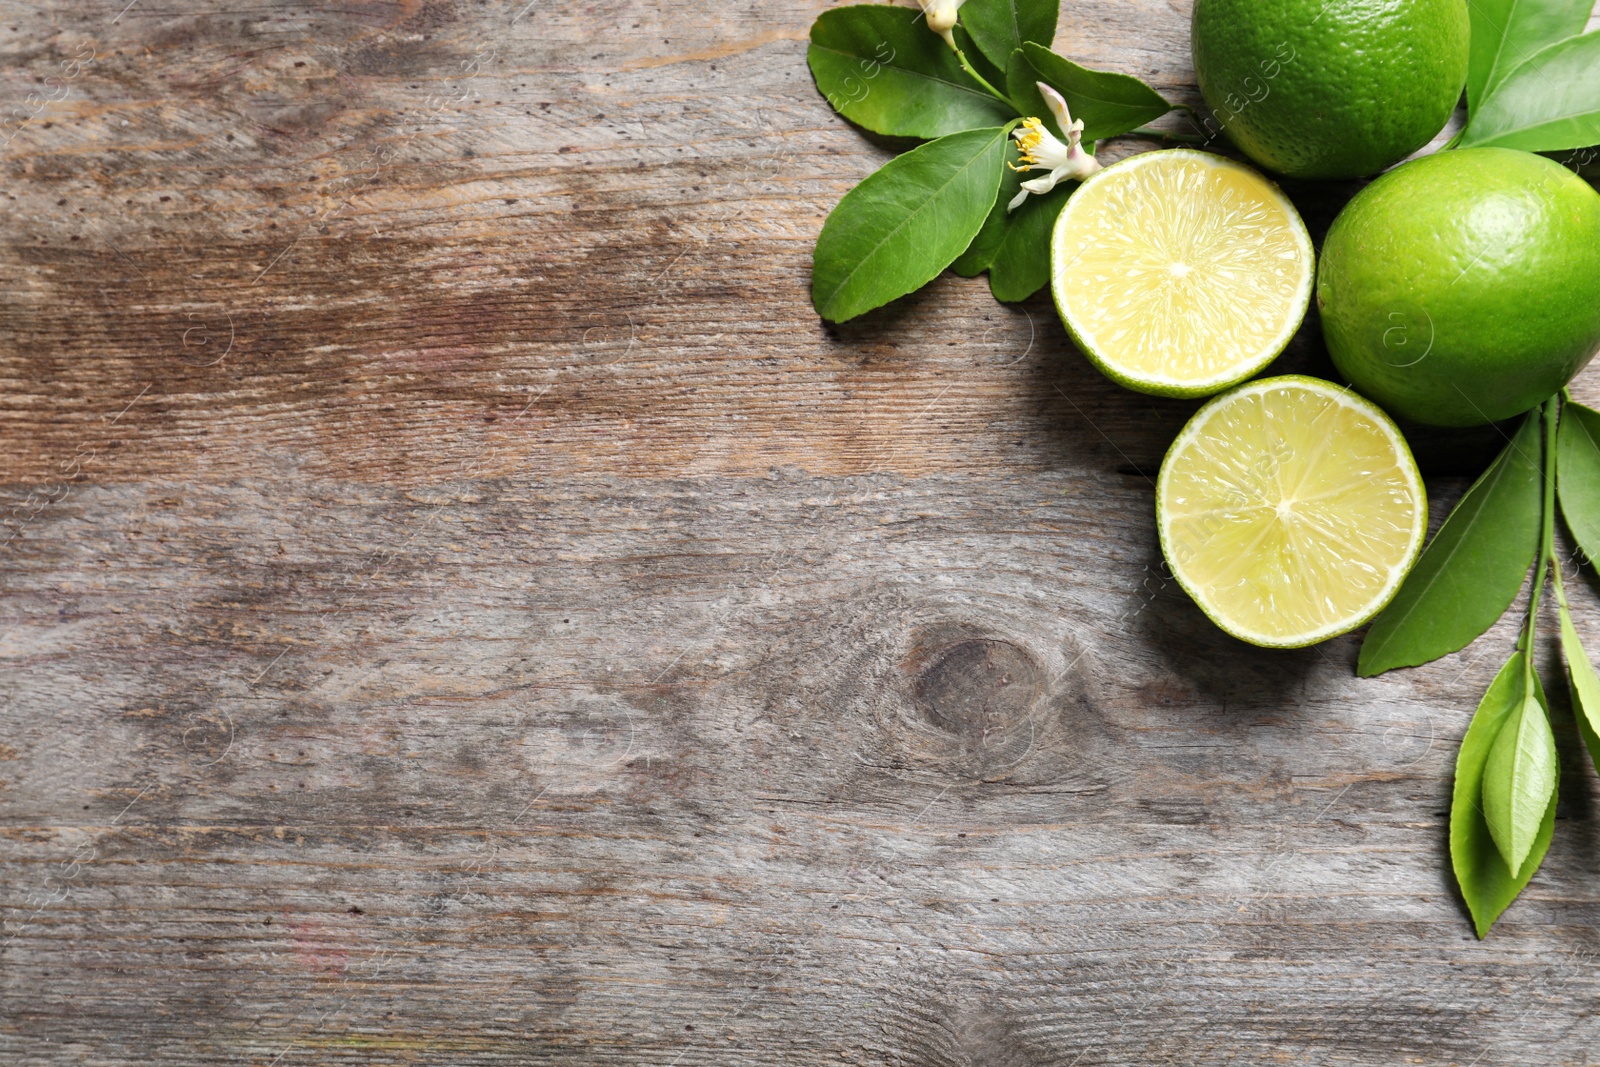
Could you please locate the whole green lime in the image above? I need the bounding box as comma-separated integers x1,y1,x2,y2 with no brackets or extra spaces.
1192,0,1469,180
1318,148,1600,427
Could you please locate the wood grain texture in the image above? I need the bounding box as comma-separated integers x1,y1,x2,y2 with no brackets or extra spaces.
5,2,1600,1064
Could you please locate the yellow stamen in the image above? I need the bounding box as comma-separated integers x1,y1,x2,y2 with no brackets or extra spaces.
1009,118,1048,171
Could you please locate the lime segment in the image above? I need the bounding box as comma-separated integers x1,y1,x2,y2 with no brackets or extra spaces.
1157,375,1427,648
1051,149,1314,398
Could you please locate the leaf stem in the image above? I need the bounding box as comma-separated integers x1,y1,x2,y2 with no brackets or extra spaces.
941,36,1012,107
1552,401,1574,614
1553,545,1571,611
1522,395,1562,663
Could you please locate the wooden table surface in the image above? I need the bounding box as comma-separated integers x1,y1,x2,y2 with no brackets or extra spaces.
6,2,1600,1064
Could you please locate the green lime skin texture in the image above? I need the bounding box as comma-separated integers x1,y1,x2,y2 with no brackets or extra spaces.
1318,148,1600,428
1192,0,1469,180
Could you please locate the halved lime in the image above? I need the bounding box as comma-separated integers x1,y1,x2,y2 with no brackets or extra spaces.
1157,375,1426,648
1051,149,1314,397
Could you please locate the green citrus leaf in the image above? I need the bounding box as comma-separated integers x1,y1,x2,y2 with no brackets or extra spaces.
1557,400,1600,566
985,181,1072,302
1358,410,1543,676
951,203,1004,276
1461,31,1600,152
1466,0,1593,115
807,5,1017,139
1557,600,1600,774
1452,652,1557,938
1008,42,1171,143
950,141,1018,278
950,137,1078,302
961,0,1059,74
813,126,1011,323
1481,670,1558,874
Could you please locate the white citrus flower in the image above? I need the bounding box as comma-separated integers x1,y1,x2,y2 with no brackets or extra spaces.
918,0,967,46
1008,83,1103,211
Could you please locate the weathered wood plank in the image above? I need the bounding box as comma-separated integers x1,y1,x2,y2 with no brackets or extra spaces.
5,1,1600,1065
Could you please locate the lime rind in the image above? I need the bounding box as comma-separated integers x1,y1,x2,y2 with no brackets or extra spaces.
1156,374,1428,649
1051,149,1315,399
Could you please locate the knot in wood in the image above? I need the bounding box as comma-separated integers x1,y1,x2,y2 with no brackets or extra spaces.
910,639,1045,771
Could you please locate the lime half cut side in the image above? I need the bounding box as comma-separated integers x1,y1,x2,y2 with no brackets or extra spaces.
1157,375,1427,649
1052,149,1314,398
